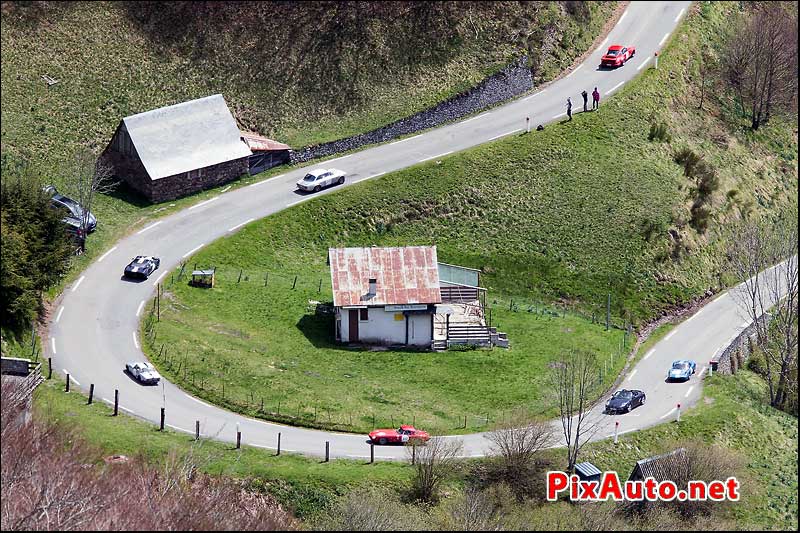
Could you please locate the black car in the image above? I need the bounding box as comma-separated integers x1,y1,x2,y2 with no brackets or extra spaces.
605,389,646,414
124,256,160,279
43,185,97,232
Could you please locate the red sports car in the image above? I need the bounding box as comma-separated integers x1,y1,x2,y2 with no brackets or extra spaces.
368,425,430,445
600,45,635,68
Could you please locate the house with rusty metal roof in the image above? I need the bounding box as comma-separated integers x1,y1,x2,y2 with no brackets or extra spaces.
328,245,508,349
102,94,256,202
628,448,690,482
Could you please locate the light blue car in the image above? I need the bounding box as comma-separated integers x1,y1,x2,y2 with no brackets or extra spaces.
667,360,696,382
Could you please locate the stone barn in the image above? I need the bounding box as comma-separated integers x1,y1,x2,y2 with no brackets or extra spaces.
102,94,252,203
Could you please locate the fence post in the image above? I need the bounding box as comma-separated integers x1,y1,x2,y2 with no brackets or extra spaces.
606,293,611,331
114,389,119,416
614,421,619,444
264,273,269,286
676,403,681,423
238,269,242,283
65,373,70,393
277,432,281,456
195,420,200,441
372,413,375,428
369,442,375,463
412,443,416,465
236,429,242,449
88,383,94,405
292,276,297,289
463,414,467,428
48,357,52,379
318,279,322,293
160,407,165,431
325,441,330,462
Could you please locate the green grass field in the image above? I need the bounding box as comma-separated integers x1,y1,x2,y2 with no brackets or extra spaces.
142,264,628,434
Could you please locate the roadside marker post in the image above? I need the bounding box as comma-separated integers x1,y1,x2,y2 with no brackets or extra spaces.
113,389,119,416
614,421,619,444
277,432,281,456
708,362,713,377
88,384,94,405
676,403,681,423
370,442,374,464
195,421,200,441
526,116,531,133
160,407,165,431
236,423,241,449
654,51,659,69
325,441,330,462
65,373,70,393
48,357,52,380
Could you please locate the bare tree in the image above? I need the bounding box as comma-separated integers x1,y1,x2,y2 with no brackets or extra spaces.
723,4,798,130
407,437,463,503
65,150,116,252
549,350,601,473
486,412,552,474
729,216,798,409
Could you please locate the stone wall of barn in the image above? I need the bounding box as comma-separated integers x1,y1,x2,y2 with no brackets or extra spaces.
149,158,249,203
101,146,153,199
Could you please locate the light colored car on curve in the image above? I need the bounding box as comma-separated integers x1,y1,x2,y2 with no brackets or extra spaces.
125,361,161,385
296,168,346,192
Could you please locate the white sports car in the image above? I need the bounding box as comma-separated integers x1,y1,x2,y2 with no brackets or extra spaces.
296,168,346,192
126,361,161,385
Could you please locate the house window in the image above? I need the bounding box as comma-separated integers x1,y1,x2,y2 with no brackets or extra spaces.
359,308,369,321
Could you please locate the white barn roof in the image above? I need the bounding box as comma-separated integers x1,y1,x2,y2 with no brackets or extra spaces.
122,94,252,180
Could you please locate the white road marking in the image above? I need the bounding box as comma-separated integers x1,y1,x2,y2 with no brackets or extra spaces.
250,443,276,450
188,396,216,409
740,320,751,328
488,129,522,141
659,408,677,420
359,172,386,182
606,81,625,95
599,36,609,49
97,246,117,262
419,151,453,162
461,112,491,124
564,64,583,78
685,311,699,323
248,174,285,188
712,293,726,304
137,221,162,235
182,244,205,259
619,429,635,435
685,386,694,398
618,10,628,24
119,406,136,415
166,424,193,434
627,369,638,381
188,197,219,211
56,306,64,323
675,7,685,23
71,276,85,292
102,397,112,404
319,154,350,165
701,366,708,376
228,218,256,232
643,349,655,361
132,331,139,349
71,376,80,386
287,197,313,208
637,57,651,70
152,271,168,286
552,112,567,119
51,338,57,354
220,185,231,193
664,329,677,341
136,300,145,317
389,134,423,146
659,32,671,47
523,89,547,101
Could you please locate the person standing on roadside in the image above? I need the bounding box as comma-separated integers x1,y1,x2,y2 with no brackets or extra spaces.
592,87,600,110
581,90,588,112
566,97,573,121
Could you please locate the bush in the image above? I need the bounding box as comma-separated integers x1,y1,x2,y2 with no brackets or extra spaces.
648,120,672,142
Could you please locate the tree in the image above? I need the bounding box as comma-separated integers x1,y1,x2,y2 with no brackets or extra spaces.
728,216,798,409
723,4,798,130
65,150,116,252
485,412,553,498
407,437,463,503
549,350,601,473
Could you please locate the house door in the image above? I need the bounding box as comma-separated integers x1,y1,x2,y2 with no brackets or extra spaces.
348,309,359,342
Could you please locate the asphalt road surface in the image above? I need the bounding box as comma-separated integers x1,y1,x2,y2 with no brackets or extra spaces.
46,1,750,460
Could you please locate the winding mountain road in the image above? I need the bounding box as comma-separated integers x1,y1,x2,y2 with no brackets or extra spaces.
46,2,728,460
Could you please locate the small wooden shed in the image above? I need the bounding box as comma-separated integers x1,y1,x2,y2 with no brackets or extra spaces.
190,269,216,288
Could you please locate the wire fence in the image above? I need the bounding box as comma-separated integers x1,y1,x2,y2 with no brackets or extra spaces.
139,262,639,435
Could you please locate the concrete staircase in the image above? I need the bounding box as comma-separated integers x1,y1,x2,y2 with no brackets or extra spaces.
446,324,509,349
